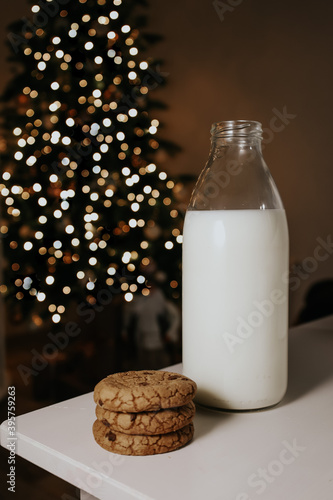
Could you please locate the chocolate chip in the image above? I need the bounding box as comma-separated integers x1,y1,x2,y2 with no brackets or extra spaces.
140,382,148,386
102,419,110,427
130,414,137,422
106,431,116,442
168,375,179,380
99,399,103,406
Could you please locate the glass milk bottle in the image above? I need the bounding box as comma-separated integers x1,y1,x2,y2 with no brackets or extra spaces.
182,120,289,410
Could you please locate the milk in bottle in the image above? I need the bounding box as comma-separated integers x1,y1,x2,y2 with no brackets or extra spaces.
182,120,289,410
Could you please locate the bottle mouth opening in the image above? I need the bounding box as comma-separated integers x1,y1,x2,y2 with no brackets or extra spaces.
211,120,262,139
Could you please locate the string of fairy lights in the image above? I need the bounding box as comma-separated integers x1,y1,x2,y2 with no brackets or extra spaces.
0,0,183,325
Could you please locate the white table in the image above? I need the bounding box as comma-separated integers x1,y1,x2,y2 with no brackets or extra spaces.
2,316,333,500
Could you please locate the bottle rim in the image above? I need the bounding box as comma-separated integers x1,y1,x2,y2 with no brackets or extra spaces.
211,120,262,139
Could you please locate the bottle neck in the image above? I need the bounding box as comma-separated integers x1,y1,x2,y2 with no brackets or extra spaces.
212,135,262,147
211,120,262,140
210,120,263,157
187,119,283,211
210,136,263,164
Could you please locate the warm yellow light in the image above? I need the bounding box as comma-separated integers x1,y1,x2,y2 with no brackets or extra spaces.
65,225,74,234
37,292,46,302
52,313,61,323
124,292,133,302
24,242,33,251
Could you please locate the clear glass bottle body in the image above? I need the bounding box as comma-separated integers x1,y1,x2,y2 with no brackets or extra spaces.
182,120,289,410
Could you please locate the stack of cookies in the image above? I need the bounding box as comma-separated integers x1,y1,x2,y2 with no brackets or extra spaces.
92,370,197,456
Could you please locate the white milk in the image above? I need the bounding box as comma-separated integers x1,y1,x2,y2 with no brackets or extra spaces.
182,209,289,410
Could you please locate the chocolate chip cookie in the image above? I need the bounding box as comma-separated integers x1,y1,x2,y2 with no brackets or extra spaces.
93,370,197,412
96,400,195,435
92,419,194,456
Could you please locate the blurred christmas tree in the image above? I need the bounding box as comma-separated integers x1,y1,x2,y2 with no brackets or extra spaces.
0,0,183,327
